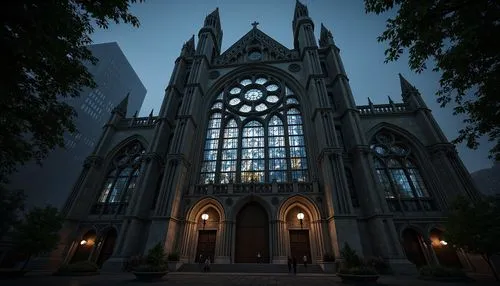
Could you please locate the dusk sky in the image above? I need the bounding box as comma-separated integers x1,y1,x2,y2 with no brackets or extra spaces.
90,0,493,173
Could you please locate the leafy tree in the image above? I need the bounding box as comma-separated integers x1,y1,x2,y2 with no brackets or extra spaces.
445,195,500,280
0,186,25,238
364,0,500,161
0,0,144,183
12,206,64,270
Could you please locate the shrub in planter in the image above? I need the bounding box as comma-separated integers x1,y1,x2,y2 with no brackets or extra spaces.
419,265,468,281
337,243,379,284
55,261,99,276
364,256,392,274
133,243,168,282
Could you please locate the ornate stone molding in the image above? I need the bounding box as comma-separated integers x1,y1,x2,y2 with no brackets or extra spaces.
166,153,192,168
83,155,103,168
426,143,456,157
142,152,165,168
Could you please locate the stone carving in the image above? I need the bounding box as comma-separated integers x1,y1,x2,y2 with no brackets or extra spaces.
288,63,301,72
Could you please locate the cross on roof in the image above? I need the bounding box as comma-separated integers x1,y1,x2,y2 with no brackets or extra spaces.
251,21,259,29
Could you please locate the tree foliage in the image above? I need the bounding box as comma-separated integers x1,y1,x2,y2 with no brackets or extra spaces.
364,0,500,161
445,195,500,280
0,0,144,183
12,206,64,269
0,186,25,238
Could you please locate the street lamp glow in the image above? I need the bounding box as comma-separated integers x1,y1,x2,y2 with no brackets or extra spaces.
80,240,87,245
440,240,448,246
201,213,209,221
297,212,304,220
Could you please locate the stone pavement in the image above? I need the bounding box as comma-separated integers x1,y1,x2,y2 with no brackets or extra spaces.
1,272,498,286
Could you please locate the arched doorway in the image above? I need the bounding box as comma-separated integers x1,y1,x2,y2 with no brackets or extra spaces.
71,230,97,263
96,228,117,267
430,228,462,268
402,228,427,267
235,202,269,263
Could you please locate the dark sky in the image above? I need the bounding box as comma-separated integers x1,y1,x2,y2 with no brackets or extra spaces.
90,0,493,173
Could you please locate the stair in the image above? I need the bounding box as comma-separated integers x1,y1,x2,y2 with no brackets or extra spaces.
177,263,324,274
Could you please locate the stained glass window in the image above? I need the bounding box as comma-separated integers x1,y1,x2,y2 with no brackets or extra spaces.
200,75,309,184
97,141,144,204
370,132,432,210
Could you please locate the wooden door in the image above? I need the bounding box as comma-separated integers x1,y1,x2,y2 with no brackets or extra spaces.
289,230,311,263
96,229,117,267
196,230,217,263
235,202,269,263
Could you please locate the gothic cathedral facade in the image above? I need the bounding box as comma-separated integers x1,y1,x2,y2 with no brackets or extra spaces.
56,2,479,273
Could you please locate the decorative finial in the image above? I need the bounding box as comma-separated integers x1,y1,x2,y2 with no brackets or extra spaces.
251,21,259,29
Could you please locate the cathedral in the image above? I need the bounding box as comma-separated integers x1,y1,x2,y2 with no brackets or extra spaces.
55,1,479,273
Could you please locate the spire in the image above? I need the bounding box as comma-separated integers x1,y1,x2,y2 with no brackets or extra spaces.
319,23,334,47
204,7,221,30
113,92,129,116
149,109,154,118
388,95,394,105
399,73,417,94
181,35,195,57
368,97,373,106
398,73,428,109
294,0,309,19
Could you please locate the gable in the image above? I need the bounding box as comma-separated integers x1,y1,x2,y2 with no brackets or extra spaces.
213,28,298,66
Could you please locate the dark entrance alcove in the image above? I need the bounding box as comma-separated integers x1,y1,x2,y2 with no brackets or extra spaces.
235,202,269,263
402,228,427,267
96,228,117,267
289,230,311,263
196,230,217,263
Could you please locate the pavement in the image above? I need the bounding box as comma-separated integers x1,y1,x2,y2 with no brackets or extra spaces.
1,272,498,286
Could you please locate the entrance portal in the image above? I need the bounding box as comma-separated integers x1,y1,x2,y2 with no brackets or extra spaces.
402,228,427,267
289,230,311,263
235,202,269,263
96,228,117,267
196,230,217,263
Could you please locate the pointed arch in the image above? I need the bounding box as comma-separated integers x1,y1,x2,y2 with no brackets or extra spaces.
229,195,273,221
278,194,321,222
186,196,226,223
102,134,149,165
366,122,427,157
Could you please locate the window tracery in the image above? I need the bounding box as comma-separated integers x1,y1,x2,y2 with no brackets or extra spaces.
97,141,145,204
200,74,308,184
370,131,433,211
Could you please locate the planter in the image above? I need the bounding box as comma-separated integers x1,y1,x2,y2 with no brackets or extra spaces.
167,261,182,272
0,269,29,279
53,271,99,276
133,271,168,282
337,273,380,284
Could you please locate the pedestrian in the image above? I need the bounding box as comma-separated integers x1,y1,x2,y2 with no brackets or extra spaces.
292,256,297,274
204,257,211,272
257,252,261,263
287,256,292,273
303,254,307,270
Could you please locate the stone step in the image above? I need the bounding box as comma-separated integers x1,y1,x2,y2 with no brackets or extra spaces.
177,263,324,273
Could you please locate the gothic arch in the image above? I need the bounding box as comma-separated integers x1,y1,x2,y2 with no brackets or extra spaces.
205,64,309,112
398,224,428,241
229,195,273,222
102,134,149,166
186,196,226,223
366,122,428,160
277,194,321,222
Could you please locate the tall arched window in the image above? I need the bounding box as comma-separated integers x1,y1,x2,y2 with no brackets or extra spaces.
199,74,309,184
370,131,434,211
96,141,145,205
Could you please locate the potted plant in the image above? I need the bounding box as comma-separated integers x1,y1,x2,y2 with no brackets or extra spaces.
167,251,181,272
132,242,168,282
0,206,63,278
319,252,336,273
54,261,99,276
336,243,379,284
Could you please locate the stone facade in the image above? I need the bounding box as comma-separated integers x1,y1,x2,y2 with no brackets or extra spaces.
54,2,479,274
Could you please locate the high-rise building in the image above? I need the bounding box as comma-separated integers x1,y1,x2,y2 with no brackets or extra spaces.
53,3,479,274
8,42,147,210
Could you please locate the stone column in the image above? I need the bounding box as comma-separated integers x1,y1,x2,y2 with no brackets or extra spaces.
272,220,286,263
